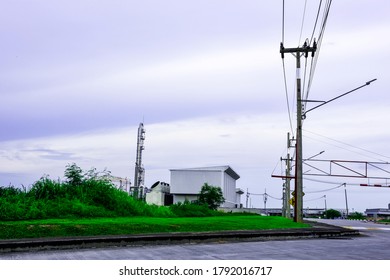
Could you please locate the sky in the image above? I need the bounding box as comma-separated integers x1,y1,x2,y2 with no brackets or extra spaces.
1,0,389,213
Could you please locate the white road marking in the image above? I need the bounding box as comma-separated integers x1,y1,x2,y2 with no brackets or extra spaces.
344,226,390,231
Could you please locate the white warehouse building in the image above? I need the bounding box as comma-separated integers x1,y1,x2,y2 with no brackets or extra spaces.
170,166,243,208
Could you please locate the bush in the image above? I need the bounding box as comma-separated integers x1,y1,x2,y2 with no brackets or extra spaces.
0,164,233,221
170,201,220,217
323,209,342,219
348,212,365,220
64,163,84,187
198,183,225,210
28,176,65,200
0,186,23,197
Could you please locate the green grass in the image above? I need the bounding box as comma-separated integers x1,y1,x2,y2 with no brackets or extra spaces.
0,166,310,240
377,219,390,224
0,215,309,240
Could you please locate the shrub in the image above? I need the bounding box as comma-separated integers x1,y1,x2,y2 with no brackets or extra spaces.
1,163,233,220
323,209,342,219
0,186,23,197
198,183,225,210
348,212,365,220
28,176,64,200
64,163,84,187
170,201,220,217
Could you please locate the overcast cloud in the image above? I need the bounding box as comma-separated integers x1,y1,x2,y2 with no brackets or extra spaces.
1,0,389,212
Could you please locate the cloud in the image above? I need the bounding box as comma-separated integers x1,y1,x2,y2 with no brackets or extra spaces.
1,0,389,212
22,148,77,161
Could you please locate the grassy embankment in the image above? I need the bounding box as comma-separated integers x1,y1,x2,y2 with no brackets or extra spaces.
0,215,308,240
0,165,309,240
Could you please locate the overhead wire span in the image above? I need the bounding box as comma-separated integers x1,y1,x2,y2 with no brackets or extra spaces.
271,147,288,177
304,177,363,186
282,59,294,135
302,50,309,112
281,0,294,136
267,194,283,200
304,0,332,103
247,192,282,200
280,0,333,148
304,195,325,202
310,0,323,45
303,129,390,162
298,0,308,46
282,0,285,44
305,183,345,193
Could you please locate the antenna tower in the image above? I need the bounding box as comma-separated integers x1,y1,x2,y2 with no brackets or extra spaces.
134,123,145,198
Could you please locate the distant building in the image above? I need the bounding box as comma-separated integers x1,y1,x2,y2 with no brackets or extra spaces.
365,203,390,219
145,181,172,206
170,166,243,208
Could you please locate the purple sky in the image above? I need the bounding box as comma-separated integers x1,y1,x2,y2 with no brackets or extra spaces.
1,0,389,211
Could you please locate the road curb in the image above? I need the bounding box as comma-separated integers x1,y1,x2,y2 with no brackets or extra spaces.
0,221,360,252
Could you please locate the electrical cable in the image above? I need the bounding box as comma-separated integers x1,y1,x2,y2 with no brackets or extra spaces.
304,177,362,186
304,195,325,202
303,129,390,162
267,194,283,200
310,0,323,45
305,183,344,193
247,192,282,200
281,0,294,136
282,59,295,135
271,157,283,177
302,54,309,115
304,0,332,103
282,0,285,44
298,0,308,46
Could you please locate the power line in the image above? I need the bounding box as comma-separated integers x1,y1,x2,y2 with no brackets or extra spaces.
310,0,323,45
305,183,344,193
298,0,308,46
281,0,294,136
304,0,332,103
303,129,390,162
304,177,380,187
302,50,309,110
282,0,285,44
304,195,325,202
282,59,294,135
268,194,283,200
247,192,282,201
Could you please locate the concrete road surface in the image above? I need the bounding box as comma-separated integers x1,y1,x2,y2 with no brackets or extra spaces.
0,219,389,260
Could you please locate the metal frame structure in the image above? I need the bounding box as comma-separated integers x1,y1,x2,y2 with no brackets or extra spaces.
133,123,145,199
303,159,390,180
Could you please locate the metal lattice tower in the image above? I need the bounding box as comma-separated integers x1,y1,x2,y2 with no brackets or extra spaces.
134,123,145,198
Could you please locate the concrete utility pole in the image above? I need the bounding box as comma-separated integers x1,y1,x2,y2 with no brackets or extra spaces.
344,183,349,217
280,41,317,222
324,195,327,211
281,133,293,219
285,152,291,218
246,189,249,208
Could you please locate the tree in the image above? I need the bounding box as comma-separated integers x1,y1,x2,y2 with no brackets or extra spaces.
323,209,342,219
198,183,225,210
64,163,84,186
348,212,365,220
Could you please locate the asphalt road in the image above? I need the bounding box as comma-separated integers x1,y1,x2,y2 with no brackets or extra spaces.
0,219,389,260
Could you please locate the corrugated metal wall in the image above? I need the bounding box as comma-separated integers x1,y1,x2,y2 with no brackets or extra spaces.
170,168,238,207
171,170,221,194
